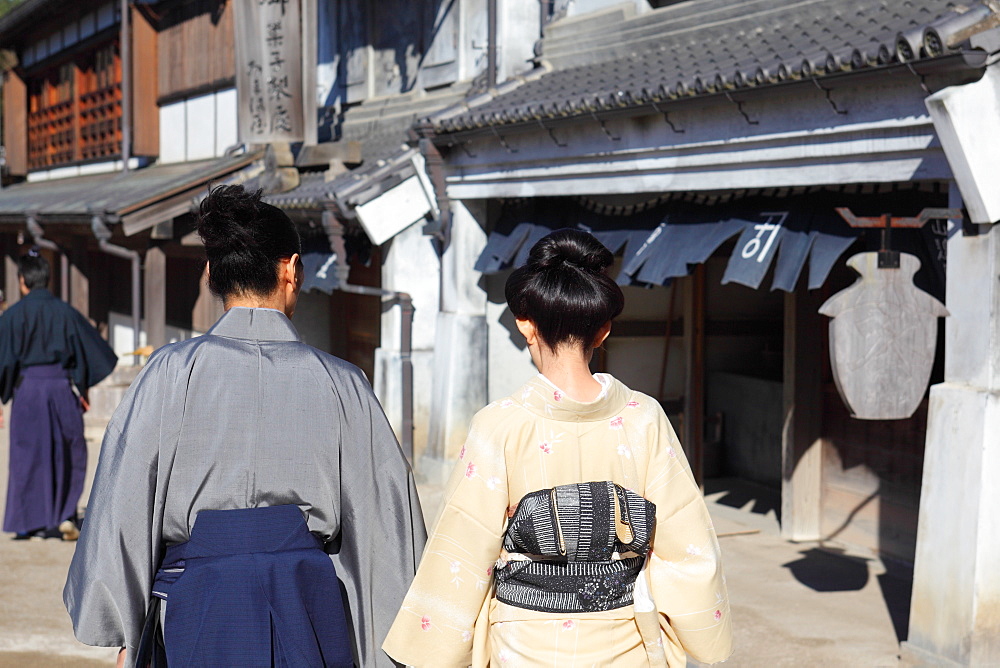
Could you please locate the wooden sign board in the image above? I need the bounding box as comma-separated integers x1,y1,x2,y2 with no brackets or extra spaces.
819,252,947,420
234,0,317,145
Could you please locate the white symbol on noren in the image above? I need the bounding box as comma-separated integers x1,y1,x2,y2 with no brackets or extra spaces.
740,212,788,263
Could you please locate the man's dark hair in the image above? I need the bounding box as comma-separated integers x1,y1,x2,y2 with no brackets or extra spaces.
505,228,624,350
197,185,302,299
18,250,50,290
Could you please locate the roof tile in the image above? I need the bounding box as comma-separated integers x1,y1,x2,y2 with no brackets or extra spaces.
430,0,995,134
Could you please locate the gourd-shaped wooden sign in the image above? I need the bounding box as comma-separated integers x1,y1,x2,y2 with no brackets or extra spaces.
819,252,948,420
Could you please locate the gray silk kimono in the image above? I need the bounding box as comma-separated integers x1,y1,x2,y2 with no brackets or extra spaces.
63,307,426,667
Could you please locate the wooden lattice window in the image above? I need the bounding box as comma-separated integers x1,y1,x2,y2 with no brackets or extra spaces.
25,41,122,171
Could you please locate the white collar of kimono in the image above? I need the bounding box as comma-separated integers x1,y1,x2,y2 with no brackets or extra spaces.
513,372,632,422
207,307,302,342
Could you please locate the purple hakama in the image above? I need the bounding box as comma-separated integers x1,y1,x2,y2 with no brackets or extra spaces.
3,363,86,534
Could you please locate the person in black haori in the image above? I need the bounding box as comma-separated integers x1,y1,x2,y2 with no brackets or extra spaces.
0,249,117,541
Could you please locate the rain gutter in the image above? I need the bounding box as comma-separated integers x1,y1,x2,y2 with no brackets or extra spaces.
91,213,141,364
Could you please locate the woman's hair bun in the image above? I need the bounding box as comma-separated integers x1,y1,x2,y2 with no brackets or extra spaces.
505,228,624,350
526,228,614,273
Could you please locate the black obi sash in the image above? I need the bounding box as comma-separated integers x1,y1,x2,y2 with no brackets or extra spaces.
494,481,656,613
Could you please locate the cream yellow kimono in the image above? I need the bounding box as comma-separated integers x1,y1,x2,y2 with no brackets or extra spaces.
384,373,732,667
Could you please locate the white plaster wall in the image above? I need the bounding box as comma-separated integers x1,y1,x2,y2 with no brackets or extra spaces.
485,272,535,402
374,222,441,460
379,222,440,352
214,88,238,157
498,0,542,84
374,349,435,459
926,66,1000,224
159,102,187,164
159,88,238,165
185,94,216,162
427,200,489,464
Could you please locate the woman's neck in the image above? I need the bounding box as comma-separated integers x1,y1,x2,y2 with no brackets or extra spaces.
535,345,602,402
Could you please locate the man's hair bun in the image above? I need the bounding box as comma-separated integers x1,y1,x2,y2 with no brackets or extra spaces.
197,185,301,299
197,185,265,257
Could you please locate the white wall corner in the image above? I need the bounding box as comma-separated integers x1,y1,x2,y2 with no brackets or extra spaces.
926,66,1000,224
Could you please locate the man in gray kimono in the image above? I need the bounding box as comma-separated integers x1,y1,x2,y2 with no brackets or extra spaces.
63,185,426,667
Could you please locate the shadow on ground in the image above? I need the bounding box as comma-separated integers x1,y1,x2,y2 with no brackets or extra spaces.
708,476,914,644
704,477,781,522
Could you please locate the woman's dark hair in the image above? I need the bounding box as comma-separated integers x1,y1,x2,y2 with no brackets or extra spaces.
505,228,624,350
18,249,50,290
198,185,301,298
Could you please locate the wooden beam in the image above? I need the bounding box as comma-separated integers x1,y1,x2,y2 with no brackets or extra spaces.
610,317,785,338
3,70,26,177
144,246,166,349
683,266,706,487
131,4,159,158
780,282,825,541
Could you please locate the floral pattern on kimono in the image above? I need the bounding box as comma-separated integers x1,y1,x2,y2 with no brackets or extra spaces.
383,373,732,667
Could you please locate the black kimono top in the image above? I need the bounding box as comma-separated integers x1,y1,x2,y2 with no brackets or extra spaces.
0,288,118,402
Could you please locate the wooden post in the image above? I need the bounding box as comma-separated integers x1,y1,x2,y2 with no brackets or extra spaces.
69,236,89,319
144,246,167,349
781,282,825,541
684,265,706,487
192,263,224,333
2,70,27,177
4,241,19,309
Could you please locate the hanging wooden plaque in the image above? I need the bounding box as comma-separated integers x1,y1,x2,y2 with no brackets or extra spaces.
819,252,948,420
234,0,317,145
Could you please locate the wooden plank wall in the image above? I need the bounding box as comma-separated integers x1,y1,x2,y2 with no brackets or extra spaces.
132,6,159,157
3,69,27,176
157,0,235,102
820,386,928,562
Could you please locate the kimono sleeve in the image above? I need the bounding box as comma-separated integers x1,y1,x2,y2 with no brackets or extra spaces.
62,358,166,666
67,307,118,393
644,408,733,664
383,409,509,668
329,370,427,668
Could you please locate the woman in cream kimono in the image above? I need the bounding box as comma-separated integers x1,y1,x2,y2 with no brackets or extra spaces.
384,229,732,667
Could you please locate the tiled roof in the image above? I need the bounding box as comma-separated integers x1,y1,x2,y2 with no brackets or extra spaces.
430,0,996,134
0,151,261,223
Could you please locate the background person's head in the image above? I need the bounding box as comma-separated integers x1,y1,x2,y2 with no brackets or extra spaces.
198,185,303,318
505,228,624,365
18,249,50,295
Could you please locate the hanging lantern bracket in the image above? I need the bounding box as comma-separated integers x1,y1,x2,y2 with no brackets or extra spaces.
835,207,962,269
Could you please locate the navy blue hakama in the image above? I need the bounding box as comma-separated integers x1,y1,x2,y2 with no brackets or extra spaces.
141,505,353,668
3,363,86,534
